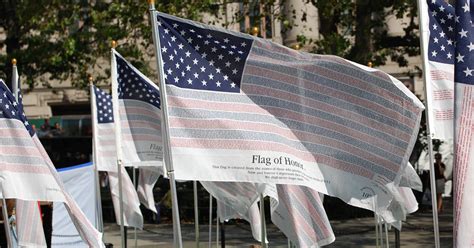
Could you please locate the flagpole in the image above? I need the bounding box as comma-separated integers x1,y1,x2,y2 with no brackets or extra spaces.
216,217,219,248
89,77,105,235
208,195,213,248
259,194,267,248
194,181,200,248
416,0,440,247
133,167,138,248
11,58,18,100
0,184,13,248
110,40,127,248
148,1,183,247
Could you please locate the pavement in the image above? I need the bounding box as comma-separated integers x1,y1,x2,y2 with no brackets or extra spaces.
103,197,453,247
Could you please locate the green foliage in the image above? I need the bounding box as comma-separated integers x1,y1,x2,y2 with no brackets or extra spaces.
0,1,217,89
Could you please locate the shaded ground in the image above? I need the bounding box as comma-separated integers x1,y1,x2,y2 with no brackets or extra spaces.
104,197,453,247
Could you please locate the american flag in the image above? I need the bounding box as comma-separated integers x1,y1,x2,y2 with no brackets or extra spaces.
453,0,474,246
112,50,163,167
422,0,457,139
0,79,63,200
154,12,424,211
0,80,103,247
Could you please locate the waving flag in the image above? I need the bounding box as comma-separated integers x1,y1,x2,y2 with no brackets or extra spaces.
454,0,474,246
0,80,63,201
153,12,424,211
420,0,456,139
0,80,103,247
91,85,143,228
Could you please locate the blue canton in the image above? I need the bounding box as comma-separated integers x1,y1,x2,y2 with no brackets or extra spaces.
0,80,34,136
115,54,161,109
428,0,457,64
156,13,253,93
93,86,114,124
455,0,474,85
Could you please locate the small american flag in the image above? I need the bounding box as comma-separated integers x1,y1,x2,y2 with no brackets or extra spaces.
112,50,163,167
153,12,424,211
453,0,474,246
423,0,457,139
0,80,104,247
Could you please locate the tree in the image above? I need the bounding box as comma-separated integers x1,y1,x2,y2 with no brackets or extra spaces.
306,0,420,67
0,0,217,89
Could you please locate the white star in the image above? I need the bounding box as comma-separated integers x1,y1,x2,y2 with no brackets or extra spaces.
439,6,444,12
455,15,460,23
223,75,229,81
447,13,453,19
174,77,179,83
178,43,184,49
195,45,200,51
223,38,229,43
216,81,221,87
432,10,437,16
448,26,454,32
434,37,439,43
440,18,446,24
207,34,212,39
447,52,452,59
433,24,437,30
211,47,217,52
187,79,192,84
175,63,180,69
464,67,473,77
230,83,236,88
462,3,470,12
447,39,454,45
431,50,437,57
185,51,191,57
209,60,215,66
202,52,207,58
172,23,178,28
164,28,169,34
218,54,224,60
241,42,247,47
228,50,234,55
235,57,241,62
440,45,445,51
208,74,214,80
171,36,177,42
232,69,238,74
215,68,221,74
167,68,173,75
186,65,191,71
169,54,174,61
468,42,474,51
187,37,193,43
459,29,468,38
201,80,207,86
162,47,168,53
200,66,206,72
180,30,186,36
439,31,445,38
225,62,231,67
456,53,465,62
193,59,198,65
194,73,199,78
204,40,210,45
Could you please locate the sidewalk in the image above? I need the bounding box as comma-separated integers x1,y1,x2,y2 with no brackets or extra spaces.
103,197,453,247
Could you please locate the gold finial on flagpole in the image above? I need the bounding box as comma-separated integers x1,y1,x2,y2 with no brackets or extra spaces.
111,40,117,49
148,0,155,4
11,58,17,66
251,26,259,36
88,75,93,86
367,61,373,68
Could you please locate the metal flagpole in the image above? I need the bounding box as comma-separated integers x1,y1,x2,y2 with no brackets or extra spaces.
216,217,219,248
259,194,267,248
384,223,389,248
373,198,379,248
208,195,213,248
133,167,138,248
89,78,105,235
110,41,127,248
378,216,384,247
416,0,440,247
194,181,200,248
11,59,18,100
0,183,12,248
148,1,183,247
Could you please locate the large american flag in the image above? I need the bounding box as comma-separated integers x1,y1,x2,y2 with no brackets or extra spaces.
423,0,457,139
153,12,424,210
453,0,474,246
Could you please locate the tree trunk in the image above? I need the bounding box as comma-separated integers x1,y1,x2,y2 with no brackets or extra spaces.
349,0,373,65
